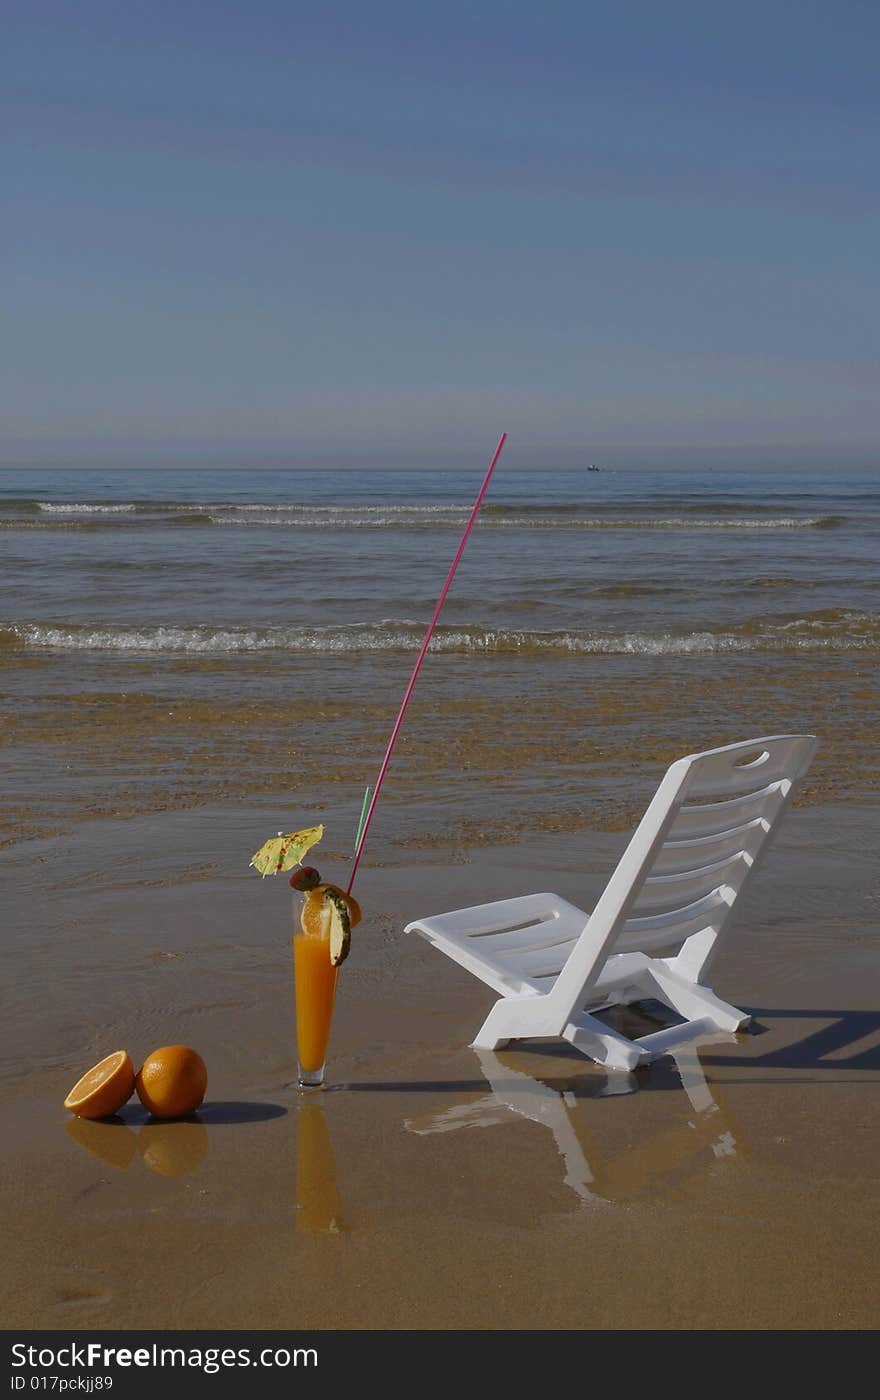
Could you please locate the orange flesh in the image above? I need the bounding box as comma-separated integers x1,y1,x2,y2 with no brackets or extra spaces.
299,884,361,937
293,933,338,1072
63,1050,135,1119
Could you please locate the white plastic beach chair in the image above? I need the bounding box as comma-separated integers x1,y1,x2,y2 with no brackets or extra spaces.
405,735,817,1071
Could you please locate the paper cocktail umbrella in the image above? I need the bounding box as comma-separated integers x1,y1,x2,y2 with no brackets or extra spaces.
250,824,324,877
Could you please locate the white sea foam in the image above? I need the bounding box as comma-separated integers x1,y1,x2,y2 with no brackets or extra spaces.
4,611,876,657
8,499,837,531
207,510,830,530
200,502,458,514
37,502,137,514
7,624,262,653
207,504,471,527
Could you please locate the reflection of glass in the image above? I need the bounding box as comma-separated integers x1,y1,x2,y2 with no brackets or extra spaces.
295,1103,343,1232
293,894,338,1089
406,1036,740,1204
137,1121,208,1177
65,1116,137,1171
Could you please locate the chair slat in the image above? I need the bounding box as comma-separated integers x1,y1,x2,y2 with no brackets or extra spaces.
471,916,581,955
651,817,767,874
616,889,730,953
668,783,783,839
632,851,745,915
421,891,558,938
501,939,579,977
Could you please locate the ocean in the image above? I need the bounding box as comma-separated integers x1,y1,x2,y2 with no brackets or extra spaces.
1,463,877,854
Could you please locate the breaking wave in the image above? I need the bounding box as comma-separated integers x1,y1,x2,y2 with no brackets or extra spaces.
0,499,843,532
2,609,876,658
37,502,138,514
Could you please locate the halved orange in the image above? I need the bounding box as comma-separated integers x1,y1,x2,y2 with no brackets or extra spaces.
63,1050,136,1120
299,885,355,965
299,883,361,937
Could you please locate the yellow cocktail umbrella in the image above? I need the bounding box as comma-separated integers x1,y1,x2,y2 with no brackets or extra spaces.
250,824,324,878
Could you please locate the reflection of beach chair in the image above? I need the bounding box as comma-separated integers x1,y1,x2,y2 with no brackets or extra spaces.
406,735,817,1071
405,1044,739,1204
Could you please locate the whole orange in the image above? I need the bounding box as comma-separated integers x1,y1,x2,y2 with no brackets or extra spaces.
135,1046,207,1119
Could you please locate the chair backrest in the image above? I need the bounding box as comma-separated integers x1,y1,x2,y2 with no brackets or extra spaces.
549,735,818,1021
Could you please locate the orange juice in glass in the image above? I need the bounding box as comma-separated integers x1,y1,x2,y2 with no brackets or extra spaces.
291,880,357,1089
293,921,338,1089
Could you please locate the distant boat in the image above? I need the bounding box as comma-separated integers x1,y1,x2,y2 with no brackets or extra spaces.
588,463,601,472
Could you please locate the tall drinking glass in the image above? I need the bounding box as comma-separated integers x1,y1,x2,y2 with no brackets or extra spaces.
293,895,338,1089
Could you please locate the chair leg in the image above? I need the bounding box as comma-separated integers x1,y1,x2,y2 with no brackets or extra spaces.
647,963,750,1033
472,989,589,1050
470,999,523,1050
562,1012,649,1071
471,998,648,1070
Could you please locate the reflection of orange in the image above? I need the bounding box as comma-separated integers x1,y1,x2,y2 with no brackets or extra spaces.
135,1046,207,1119
295,1103,343,1232
64,1050,135,1119
138,1121,208,1177
66,1115,137,1170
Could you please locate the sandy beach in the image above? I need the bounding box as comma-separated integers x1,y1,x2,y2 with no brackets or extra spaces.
2,793,878,1331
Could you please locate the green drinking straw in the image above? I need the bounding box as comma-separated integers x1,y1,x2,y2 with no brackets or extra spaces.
353,785,372,857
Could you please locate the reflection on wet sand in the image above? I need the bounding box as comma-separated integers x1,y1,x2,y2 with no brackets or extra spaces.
406,1038,740,1204
295,1103,344,1234
137,1120,208,1177
65,1116,138,1171
65,1117,209,1176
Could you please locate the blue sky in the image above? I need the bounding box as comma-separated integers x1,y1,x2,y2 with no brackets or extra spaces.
2,1,878,467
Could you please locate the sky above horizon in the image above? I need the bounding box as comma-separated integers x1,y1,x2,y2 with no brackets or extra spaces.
2,1,878,469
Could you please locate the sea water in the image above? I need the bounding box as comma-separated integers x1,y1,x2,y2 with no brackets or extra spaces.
1,463,877,850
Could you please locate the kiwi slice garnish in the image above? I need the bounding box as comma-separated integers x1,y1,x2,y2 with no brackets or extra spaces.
325,889,352,966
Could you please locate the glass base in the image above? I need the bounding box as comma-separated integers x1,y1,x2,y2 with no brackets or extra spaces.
296,1062,326,1089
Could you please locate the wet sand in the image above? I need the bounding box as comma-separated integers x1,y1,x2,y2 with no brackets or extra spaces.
1,800,878,1330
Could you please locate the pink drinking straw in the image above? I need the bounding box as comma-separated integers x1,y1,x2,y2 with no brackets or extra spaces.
347,431,508,895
